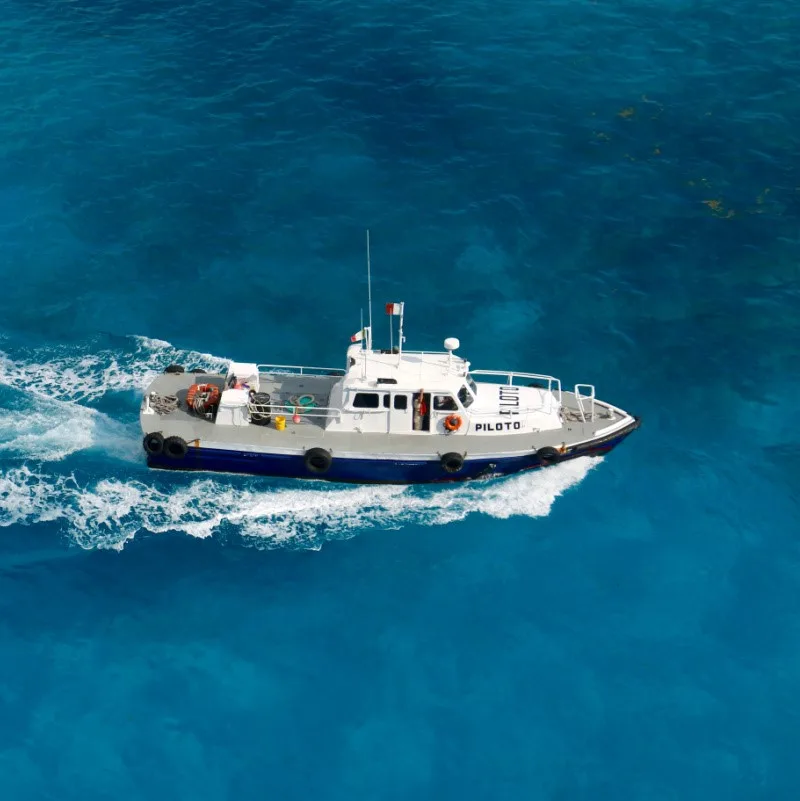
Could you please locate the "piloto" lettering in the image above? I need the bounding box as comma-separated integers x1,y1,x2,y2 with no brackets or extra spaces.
475,421,522,432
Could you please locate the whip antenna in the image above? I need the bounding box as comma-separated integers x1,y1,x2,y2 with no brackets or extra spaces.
366,230,373,352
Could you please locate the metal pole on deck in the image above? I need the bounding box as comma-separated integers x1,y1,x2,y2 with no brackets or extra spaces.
398,301,405,358
366,230,373,353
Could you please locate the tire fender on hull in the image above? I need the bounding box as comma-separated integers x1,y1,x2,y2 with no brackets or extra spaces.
304,447,332,475
536,446,560,465
440,452,465,473
143,432,164,455
163,436,188,459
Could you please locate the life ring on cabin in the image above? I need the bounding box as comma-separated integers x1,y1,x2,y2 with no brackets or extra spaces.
163,436,188,459
186,383,221,414
440,452,465,473
443,414,462,432
143,432,164,455
304,447,332,474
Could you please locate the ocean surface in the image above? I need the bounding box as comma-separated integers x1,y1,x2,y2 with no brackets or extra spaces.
0,0,798,797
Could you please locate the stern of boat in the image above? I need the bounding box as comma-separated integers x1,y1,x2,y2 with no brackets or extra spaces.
139,367,226,433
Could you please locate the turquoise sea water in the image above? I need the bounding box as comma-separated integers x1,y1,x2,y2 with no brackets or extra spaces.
1,0,798,797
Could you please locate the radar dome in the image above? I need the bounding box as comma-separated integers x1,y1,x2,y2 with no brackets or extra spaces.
444,337,460,352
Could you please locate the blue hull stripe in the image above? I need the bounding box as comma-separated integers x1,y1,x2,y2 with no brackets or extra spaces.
147,425,638,484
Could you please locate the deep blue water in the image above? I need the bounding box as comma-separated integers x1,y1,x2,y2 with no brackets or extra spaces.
1,0,799,797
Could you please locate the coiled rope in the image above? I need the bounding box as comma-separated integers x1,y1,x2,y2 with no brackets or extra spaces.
149,393,179,416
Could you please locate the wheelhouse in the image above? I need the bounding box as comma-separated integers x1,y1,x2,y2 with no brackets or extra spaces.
224,303,582,438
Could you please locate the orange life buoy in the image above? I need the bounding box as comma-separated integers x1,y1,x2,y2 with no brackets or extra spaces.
186,383,220,413
444,414,462,432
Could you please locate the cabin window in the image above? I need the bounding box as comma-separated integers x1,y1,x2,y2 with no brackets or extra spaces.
353,392,380,409
433,395,458,411
394,395,408,410
383,394,390,408
458,385,474,408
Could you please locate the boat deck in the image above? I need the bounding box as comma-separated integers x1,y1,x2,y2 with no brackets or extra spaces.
256,373,338,429
141,372,631,458
147,372,340,428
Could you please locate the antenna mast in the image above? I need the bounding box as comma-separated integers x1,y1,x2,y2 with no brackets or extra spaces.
366,230,373,352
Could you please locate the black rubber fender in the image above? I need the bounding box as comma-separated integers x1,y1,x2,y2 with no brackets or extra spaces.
304,447,332,474
536,446,560,465
143,432,164,455
163,436,188,459
164,364,185,374
440,452,465,473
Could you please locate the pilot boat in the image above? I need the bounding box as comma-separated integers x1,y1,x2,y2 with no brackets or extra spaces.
140,302,640,484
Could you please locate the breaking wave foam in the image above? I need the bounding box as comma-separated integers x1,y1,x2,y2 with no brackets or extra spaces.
0,334,601,549
0,334,227,462
0,458,601,550
0,335,229,404
0,396,140,462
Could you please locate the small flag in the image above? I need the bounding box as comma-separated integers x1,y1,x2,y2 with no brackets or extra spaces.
351,328,366,343
385,302,402,316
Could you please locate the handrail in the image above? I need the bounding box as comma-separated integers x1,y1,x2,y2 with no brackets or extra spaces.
470,369,562,403
248,401,392,422
574,384,596,422
390,350,465,360
466,405,555,418
257,363,345,377
351,350,468,376
249,401,342,423
470,368,558,383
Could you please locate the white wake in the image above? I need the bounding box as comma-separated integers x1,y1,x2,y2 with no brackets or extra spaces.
0,335,602,549
0,457,600,550
0,335,228,461
0,335,229,403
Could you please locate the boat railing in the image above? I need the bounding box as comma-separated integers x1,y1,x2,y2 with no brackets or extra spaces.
248,400,395,427
574,384,596,422
470,370,563,402
392,351,469,376
248,401,342,425
257,363,345,378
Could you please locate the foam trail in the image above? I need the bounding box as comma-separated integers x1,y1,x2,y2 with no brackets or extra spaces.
0,335,229,403
0,458,601,551
0,335,601,548
0,405,96,461
0,394,141,463
0,335,227,462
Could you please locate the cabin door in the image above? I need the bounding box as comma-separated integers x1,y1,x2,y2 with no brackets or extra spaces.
389,392,426,433
389,393,410,433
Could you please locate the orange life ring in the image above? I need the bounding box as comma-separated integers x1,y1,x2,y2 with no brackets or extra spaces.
186,383,221,413
444,414,462,432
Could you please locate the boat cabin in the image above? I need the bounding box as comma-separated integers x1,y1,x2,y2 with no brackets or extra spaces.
216,308,566,437
323,342,479,435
